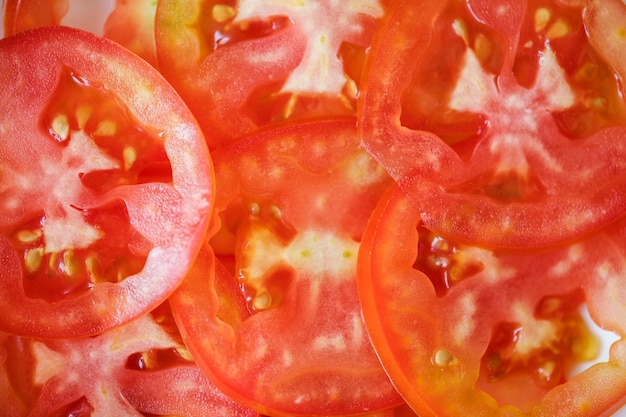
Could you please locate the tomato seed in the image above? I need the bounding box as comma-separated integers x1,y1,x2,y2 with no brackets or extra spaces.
24,247,44,273
123,146,137,170
94,119,117,136
546,19,570,39
434,349,458,367
50,114,70,142
212,5,236,23
16,229,43,244
534,8,551,32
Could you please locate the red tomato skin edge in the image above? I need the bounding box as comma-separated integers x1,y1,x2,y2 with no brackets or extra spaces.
0,26,214,338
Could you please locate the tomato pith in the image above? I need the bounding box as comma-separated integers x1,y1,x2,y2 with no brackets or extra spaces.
0,26,213,338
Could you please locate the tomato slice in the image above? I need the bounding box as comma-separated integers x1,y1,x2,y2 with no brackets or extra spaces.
359,0,626,248
170,119,402,416
0,303,259,416
103,0,159,66
357,184,626,416
0,26,213,337
155,0,386,148
2,0,115,37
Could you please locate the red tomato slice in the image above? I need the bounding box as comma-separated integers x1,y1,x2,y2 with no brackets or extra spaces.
2,0,115,36
155,0,386,148
0,26,213,338
359,0,626,248
170,119,402,416
2,0,156,66
103,0,158,66
0,304,259,416
357,184,626,416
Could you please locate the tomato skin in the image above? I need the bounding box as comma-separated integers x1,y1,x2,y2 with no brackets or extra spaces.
0,26,213,338
357,184,626,417
358,0,626,249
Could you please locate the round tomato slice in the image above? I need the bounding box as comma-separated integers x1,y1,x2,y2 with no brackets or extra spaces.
170,119,402,416
0,26,213,338
357,184,626,416
0,305,259,416
155,0,386,149
359,0,626,248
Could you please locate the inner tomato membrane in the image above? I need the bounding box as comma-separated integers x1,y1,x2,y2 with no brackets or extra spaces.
477,289,599,412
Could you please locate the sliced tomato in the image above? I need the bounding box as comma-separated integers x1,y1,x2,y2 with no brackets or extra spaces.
2,0,115,37
0,303,259,416
357,183,626,416
170,119,402,416
155,0,386,149
103,0,159,66
0,26,213,337
359,0,626,248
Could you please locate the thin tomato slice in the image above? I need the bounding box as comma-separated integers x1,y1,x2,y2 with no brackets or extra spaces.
0,304,259,416
359,0,626,248
357,184,626,416
170,119,401,416
155,0,386,148
0,26,213,338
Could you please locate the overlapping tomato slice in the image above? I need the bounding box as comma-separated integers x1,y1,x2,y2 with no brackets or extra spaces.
0,26,213,337
155,0,387,148
359,0,626,248
169,119,402,416
357,183,626,416
0,302,259,416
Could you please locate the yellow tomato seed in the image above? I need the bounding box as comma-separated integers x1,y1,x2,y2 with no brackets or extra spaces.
123,146,137,170
534,8,551,32
16,229,42,244
252,292,272,310
25,247,44,273
75,105,92,130
51,114,70,142
434,349,457,367
94,119,117,136
212,5,236,22
546,19,570,39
